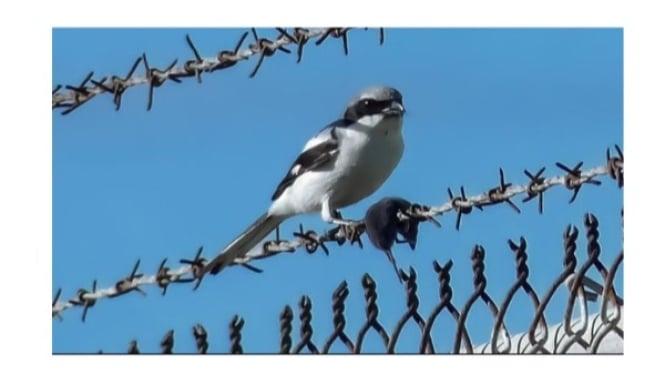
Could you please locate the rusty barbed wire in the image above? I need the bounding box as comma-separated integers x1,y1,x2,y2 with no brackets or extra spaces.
93,211,622,353
52,28,384,115
52,146,623,320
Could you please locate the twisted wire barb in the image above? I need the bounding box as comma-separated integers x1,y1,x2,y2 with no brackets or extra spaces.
522,224,579,353
229,315,244,354
96,211,622,353
491,237,547,354
590,250,623,353
52,28,384,115
453,246,510,354
322,281,355,353
192,323,209,354
52,150,623,320
210,154,618,272
127,340,139,354
293,296,319,353
354,274,390,353
453,246,486,353
558,213,607,353
387,268,433,353
160,330,174,354
279,305,294,354
419,260,472,354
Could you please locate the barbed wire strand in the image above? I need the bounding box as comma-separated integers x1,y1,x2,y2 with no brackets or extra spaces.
52,28,384,115
91,211,622,353
52,146,623,320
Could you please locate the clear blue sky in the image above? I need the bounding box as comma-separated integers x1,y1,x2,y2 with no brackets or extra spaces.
52,28,623,353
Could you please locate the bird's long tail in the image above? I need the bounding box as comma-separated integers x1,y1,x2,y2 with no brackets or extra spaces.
203,213,285,275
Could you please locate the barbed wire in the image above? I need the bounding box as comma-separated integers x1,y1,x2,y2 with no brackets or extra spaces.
51,27,384,115
51,145,623,321
93,211,622,353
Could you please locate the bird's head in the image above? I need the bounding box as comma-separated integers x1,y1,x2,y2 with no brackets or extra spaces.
342,86,405,129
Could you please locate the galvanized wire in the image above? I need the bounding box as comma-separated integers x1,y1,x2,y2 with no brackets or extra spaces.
51,145,623,322
91,211,623,353
52,147,623,321
52,27,384,115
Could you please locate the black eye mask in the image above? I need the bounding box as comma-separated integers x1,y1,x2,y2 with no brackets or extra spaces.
343,98,398,122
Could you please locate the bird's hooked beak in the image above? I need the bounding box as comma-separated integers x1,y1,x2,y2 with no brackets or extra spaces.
382,101,405,116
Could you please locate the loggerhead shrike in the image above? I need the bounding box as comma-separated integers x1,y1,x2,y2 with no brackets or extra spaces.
202,86,406,275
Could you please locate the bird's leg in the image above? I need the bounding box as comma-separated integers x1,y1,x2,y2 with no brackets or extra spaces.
333,210,363,240
384,250,403,284
329,209,357,226
321,199,361,239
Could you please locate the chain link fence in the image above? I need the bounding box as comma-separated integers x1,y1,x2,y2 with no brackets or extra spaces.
52,27,623,354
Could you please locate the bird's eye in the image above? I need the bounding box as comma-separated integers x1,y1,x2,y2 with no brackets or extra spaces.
350,99,385,119
362,99,381,110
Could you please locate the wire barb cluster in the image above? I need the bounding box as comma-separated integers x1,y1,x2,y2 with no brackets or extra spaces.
52,28,385,115
52,146,624,320
93,212,623,353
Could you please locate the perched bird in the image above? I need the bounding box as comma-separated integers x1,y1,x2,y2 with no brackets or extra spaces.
363,197,420,283
202,86,407,275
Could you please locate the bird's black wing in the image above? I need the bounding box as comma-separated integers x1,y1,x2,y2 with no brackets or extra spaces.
271,126,341,201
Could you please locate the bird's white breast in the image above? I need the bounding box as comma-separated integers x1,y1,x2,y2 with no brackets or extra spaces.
268,115,404,217
331,116,404,207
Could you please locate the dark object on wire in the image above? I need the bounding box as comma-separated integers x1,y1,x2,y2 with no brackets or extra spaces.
364,197,420,283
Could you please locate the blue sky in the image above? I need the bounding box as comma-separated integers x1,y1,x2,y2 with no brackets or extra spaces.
52,28,623,353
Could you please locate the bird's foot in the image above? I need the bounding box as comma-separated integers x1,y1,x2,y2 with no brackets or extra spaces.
331,218,364,244
329,216,357,227
324,209,364,244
